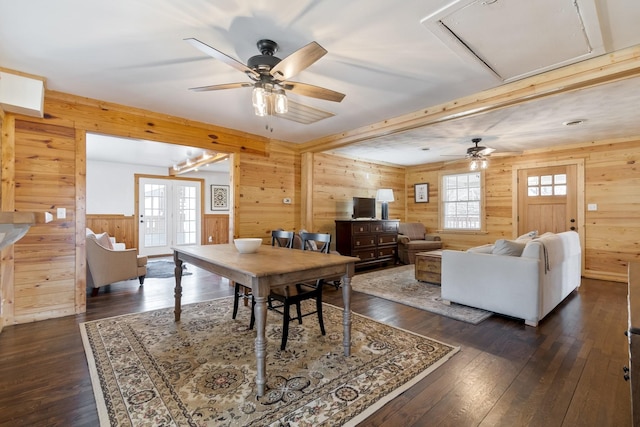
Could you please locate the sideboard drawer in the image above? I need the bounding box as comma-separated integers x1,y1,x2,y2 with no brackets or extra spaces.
378,234,397,245
353,248,377,262
351,223,371,234
384,221,398,232
378,246,396,259
370,222,385,233
353,235,376,248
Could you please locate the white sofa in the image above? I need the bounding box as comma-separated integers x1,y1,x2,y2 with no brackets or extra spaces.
441,231,581,326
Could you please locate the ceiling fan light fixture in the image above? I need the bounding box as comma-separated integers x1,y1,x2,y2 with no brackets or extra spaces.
252,84,267,109
254,103,267,116
469,157,489,171
274,90,288,114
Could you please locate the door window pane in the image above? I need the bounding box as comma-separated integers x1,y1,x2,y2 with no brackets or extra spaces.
176,185,198,245
555,185,567,195
528,173,568,197
144,184,167,247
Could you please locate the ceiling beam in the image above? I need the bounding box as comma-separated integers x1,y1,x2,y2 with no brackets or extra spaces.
43,90,271,157
299,43,640,154
168,152,229,176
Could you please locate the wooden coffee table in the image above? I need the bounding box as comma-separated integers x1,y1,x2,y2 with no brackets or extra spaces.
415,250,443,284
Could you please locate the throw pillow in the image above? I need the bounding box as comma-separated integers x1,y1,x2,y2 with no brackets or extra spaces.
516,230,538,241
95,232,114,250
467,243,495,254
492,239,526,257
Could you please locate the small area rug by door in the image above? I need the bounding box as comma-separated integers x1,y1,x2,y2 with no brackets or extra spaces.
145,259,192,279
80,297,459,426
351,265,492,324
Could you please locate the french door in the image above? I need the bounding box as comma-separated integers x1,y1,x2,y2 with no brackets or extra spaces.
138,177,201,256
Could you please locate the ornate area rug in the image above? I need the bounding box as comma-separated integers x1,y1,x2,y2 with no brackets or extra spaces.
352,265,493,324
145,259,192,279
80,297,458,426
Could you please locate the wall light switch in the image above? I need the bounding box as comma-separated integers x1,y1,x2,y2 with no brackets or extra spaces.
587,203,598,211
57,207,66,219
283,198,292,204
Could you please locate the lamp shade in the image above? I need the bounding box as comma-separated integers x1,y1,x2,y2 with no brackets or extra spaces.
376,189,395,203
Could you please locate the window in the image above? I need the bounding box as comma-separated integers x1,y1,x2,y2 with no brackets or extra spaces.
527,173,567,197
442,171,483,230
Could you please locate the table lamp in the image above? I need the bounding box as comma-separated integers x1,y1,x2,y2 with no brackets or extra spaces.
376,189,395,220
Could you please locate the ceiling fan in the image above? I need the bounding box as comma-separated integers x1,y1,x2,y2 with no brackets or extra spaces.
465,137,496,159
184,37,345,117
442,137,497,170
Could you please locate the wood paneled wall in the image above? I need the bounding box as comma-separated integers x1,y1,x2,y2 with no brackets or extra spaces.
10,120,84,324
405,137,640,282
86,215,136,249
203,214,230,244
236,141,300,243
308,153,406,245
2,54,639,327
87,214,230,248
1,91,278,325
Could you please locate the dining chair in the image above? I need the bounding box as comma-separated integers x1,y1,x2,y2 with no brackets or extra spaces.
233,230,295,322
255,231,330,350
271,229,295,248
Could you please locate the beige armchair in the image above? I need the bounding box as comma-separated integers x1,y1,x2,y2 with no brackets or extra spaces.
397,222,442,264
86,234,148,296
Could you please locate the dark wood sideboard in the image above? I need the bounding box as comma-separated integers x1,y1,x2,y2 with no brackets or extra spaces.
628,262,640,426
335,219,399,268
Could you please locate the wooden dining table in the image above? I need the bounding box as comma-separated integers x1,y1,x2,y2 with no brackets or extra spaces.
172,243,358,396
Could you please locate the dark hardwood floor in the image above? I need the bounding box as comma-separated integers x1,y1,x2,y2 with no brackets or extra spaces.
0,262,632,426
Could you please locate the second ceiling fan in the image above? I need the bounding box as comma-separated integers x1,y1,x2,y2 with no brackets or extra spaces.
184,37,345,117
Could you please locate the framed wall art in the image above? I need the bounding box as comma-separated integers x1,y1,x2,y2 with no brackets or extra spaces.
211,185,229,210
414,183,429,203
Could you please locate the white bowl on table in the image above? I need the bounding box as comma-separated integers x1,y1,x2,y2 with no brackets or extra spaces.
234,238,263,254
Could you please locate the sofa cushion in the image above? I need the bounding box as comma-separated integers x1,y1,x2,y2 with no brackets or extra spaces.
95,232,114,250
492,239,526,257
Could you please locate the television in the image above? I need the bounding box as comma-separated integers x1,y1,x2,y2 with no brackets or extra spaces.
352,197,376,219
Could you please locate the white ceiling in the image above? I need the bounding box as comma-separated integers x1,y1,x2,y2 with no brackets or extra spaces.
1,0,640,168
86,133,230,172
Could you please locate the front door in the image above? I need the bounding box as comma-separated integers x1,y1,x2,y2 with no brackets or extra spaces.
517,164,577,235
138,177,202,256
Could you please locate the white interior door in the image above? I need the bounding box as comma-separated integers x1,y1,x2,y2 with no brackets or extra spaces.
138,177,201,256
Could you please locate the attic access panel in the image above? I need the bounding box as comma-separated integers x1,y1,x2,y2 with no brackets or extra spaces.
422,0,604,82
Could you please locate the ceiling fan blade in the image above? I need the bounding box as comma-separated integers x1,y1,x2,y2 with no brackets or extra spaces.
283,81,345,102
188,82,253,92
478,147,496,156
270,41,327,81
491,151,522,157
184,38,259,79
277,99,335,124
